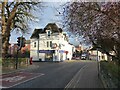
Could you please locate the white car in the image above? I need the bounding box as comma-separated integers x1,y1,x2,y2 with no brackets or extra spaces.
81,54,87,60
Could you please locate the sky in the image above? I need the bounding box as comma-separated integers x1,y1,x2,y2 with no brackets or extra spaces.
4,0,120,49
9,1,82,46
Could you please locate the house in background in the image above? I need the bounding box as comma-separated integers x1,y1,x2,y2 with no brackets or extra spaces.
75,45,83,52
8,40,30,58
21,40,30,53
30,23,75,62
67,43,75,60
8,44,18,56
89,47,108,61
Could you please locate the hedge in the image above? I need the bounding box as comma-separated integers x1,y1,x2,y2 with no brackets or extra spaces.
2,58,29,69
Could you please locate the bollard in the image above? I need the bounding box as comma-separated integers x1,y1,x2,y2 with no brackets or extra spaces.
30,57,33,65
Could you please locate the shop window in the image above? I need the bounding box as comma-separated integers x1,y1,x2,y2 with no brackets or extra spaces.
102,55,105,59
45,53,53,61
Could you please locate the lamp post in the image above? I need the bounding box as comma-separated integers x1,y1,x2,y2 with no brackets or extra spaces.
97,48,100,77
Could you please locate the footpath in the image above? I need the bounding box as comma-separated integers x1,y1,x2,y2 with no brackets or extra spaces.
65,61,104,88
2,64,39,75
0,63,41,88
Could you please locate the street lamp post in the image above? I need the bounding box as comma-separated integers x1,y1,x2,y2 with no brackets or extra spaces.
97,48,100,77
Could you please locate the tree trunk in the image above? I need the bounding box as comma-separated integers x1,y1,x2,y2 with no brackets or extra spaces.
1,2,19,58
1,2,7,58
2,28,11,58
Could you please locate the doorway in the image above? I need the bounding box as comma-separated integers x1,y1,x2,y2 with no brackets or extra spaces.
45,53,53,61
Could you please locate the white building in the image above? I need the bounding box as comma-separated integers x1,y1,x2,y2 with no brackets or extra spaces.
89,48,108,61
30,23,75,62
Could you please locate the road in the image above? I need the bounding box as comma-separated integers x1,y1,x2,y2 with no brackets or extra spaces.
3,60,103,88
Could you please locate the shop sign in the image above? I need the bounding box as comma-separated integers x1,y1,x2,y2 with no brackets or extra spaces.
39,50,55,53
59,50,65,53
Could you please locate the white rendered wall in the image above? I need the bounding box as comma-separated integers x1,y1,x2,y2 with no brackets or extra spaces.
31,32,73,62
30,39,39,61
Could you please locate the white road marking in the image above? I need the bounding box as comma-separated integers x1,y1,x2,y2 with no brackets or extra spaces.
64,64,87,88
8,73,45,88
1,76,26,82
1,73,44,88
0,85,8,88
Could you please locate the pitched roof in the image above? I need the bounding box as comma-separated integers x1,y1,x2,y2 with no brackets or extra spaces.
30,29,45,39
31,23,63,39
44,23,62,33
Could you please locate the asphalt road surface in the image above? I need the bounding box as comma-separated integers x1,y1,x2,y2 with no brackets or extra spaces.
8,60,103,88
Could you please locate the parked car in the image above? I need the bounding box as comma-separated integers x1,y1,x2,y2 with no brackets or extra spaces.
75,57,80,60
72,57,76,59
81,54,87,60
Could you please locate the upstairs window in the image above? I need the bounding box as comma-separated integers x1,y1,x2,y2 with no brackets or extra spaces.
47,41,49,47
59,44,61,48
47,30,51,36
50,41,52,47
34,42,36,47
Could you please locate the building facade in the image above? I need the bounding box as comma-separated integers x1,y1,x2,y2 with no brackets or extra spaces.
89,49,108,61
8,40,30,58
30,23,75,62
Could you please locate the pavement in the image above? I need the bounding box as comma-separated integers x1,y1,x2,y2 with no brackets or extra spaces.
2,64,39,75
0,60,104,88
65,61,103,88
1,63,42,88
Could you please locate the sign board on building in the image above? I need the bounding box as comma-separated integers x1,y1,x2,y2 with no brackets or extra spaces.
39,50,55,53
59,50,65,53
59,50,68,54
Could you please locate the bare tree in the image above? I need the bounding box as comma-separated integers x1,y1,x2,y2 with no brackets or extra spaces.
1,1,42,58
64,1,120,64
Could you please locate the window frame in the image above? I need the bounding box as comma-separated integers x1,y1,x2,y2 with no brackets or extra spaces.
47,41,49,47
34,42,36,47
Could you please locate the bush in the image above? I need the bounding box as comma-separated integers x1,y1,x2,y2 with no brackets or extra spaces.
100,61,119,77
2,58,29,69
